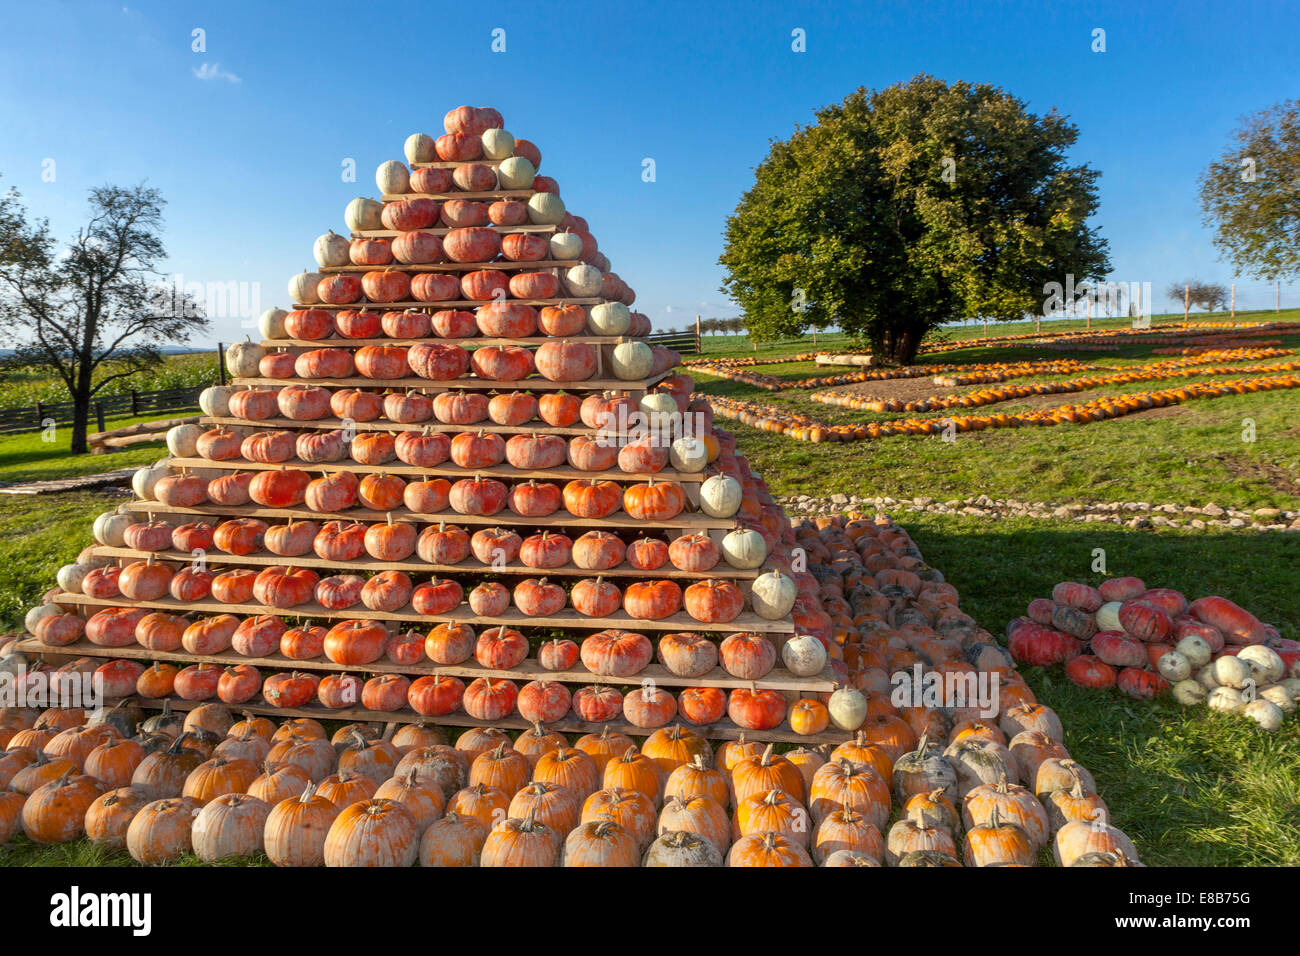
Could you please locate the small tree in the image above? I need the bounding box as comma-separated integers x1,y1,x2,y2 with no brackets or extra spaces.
720,76,1109,363
0,182,207,453
1199,99,1300,281
1166,280,1229,313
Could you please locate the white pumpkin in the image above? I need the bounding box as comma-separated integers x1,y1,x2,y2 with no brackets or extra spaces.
1174,634,1212,669
588,302,631,336
1207,686,1245,714
1236,645,1285,684
828,686,867,731
376,160,410,195
1259,684,1295,713
497,156,535,190
527,192,565,225
93,509,134,547
133,459,172,501
1243,698,1283,732
313,231,350,268
1094,601,1122,632
56,563,92,594
639,392,678,429
480,128,515,160
668,437,708,473
287,271,322,305
404,133,437,164
345,197,384,231
751,569,797,620
564,264,603,297
1281,677,1300,697
199,385,236,418
1155,650,1191,683
1171,679,1207,707
1211,655,1250,689
610,341,653,381
549,232,583,261
166,424,205,458
720,528,766,569
25,603,61,635
781,633,826,677
225,338,265,378
258,308,288,341
1195,664,1219,692
698,475,742,518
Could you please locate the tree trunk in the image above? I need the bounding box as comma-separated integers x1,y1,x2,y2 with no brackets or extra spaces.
70,365,93,455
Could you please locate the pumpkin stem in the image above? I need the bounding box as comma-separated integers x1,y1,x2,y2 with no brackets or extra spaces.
760,742,775,766
997,773,1008,794
620,745,638,762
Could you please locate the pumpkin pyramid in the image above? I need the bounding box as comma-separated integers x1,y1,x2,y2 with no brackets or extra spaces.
20,104,843,745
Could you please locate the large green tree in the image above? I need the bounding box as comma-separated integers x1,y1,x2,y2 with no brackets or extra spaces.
719,75,1110,363
1198,99,1300,282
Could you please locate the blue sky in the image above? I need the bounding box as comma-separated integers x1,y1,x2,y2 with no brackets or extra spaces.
1,0,1296,346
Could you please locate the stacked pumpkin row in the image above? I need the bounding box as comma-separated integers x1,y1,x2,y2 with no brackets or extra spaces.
198,379,698,436
16,629,812,733
259,302,653,343
0,691,1135,865
703,373,1300,443
226,338,679,386
687,358,1096,393
1010,579,1300,731
169,424,717,478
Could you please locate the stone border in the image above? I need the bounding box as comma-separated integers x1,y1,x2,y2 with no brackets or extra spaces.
777,494,1300,532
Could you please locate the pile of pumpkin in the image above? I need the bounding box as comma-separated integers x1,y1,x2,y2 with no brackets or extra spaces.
703,372,1300,443
0,697,1137,866
1009,579,1300,731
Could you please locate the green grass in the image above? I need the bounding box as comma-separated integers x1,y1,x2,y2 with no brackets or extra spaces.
0,414,177,485
0,352,218,410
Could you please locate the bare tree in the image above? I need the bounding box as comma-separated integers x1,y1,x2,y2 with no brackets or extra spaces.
1165,280,1229,314
0,182,207,453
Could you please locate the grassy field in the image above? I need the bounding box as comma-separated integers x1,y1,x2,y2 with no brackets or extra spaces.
0,316,1297,866
0,351,217,410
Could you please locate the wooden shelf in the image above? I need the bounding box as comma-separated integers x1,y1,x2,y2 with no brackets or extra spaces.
166,455,709,484
88,545,761,581
231,372,670,393
61,689,851,745
291,298,600,311
260,334,631,348
319,260,580,274
47,591,794,634
380,190,535,201
15,639,828,693
201,415,594,438
121,499,737,532
351,225,558,239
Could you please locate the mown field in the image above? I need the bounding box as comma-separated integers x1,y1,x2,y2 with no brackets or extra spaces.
0,312,1297,865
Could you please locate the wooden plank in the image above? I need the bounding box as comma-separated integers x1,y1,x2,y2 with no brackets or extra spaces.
75,689,851,745
261,334,628,348
319,260,580,274
165,455,709,484
352,225,558,239
89,545,761,581
121,499,737,532
292,298,599,311
14,639,829,693
47,591,794,634
230,372,669,392
201,415,592,438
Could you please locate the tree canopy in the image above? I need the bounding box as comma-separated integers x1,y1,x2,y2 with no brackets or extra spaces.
719,75,1110,363
1198,99,1300,282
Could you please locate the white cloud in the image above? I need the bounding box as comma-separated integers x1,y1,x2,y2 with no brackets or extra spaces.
194,62,241,84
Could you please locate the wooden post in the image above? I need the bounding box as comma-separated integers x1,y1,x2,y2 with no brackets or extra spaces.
1277,281,1281,312
130,390,138,416
1231,283,1236,318
1035,315,1041,333
217,342,226,385
94,401,106,434
34,401,43,428
695,315,701,354
982,317,987,338
1136,284,1142,316
1184,285,1190,321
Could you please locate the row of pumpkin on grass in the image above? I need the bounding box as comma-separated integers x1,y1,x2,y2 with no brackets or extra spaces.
703,374,1300,443
687,358,1097,392
1009,579,1300,732
0,689,1137,866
